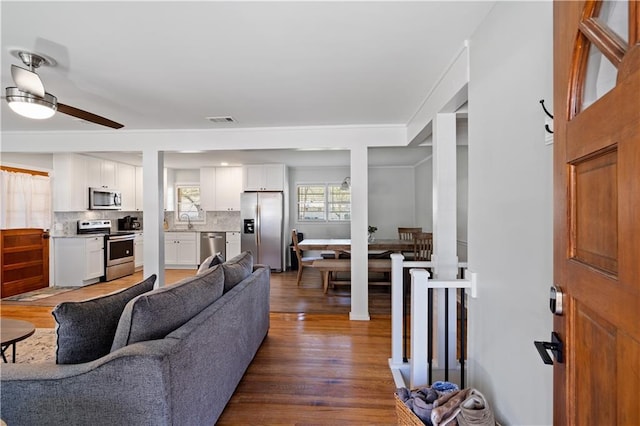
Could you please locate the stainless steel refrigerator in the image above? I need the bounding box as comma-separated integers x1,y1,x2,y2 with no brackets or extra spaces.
240,192,284,271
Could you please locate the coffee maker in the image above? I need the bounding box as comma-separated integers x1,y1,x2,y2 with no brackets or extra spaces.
118,215,141,230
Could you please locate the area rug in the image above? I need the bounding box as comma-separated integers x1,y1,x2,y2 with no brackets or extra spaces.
2,287,76,302
11,328,57,364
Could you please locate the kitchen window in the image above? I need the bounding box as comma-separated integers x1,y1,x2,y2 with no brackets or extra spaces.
297,183,350,222
175,184,205,224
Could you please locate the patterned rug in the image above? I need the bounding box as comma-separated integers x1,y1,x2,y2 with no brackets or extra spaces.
2,287,76,302
10,328,56,364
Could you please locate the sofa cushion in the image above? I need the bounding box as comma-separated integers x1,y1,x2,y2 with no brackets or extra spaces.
196,253,224,275
52,274,157,364
222,251,253,292
111,265,224,351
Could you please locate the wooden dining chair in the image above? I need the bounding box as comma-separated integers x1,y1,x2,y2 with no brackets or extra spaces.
412,232,433,261
398,227,422,259
398,227,422,241
291,229,323,287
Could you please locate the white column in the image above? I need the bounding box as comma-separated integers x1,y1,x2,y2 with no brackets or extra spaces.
349,144,369,320
432,113,459,368
142,149,165,287
390,253,405,366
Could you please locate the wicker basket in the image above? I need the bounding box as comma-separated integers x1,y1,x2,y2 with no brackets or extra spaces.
394,392,426,426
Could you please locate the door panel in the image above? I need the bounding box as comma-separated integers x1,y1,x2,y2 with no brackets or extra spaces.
554,1,640,424
0,229,50,298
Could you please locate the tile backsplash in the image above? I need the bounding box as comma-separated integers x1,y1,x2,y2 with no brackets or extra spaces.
53,210,240,235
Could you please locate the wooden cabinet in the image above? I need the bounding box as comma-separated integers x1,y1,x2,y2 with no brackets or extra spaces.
54,236,104,286
199,167,242,211
242,164,285,191
164,232,197,268
226,232,241,260
53,153,88,211
117,163,136,211
134,233,144,270
215,167,242,211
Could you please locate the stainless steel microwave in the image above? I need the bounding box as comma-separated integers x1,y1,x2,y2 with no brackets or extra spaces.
89,187,122,210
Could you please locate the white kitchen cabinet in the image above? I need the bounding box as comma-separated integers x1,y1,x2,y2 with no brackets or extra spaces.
215,167,242,211
52,153,88,211
117,163,136,211
164,232,197,268
54,236,104,286
85,237,105,279
86,156,117,189
199,167,216,211
134,233,144,270
226,231,241,260
135,166,143,211
199,167,241,211
242,164,285,191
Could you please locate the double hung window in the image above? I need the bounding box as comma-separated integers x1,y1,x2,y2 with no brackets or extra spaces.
297,183,350,222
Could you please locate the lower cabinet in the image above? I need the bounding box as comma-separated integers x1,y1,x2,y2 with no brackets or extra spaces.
134,233,144,270
54,236,104,286
164,232,197,268
226,232,241,260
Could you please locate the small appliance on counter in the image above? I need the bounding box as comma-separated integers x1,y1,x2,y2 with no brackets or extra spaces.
118,215,141,231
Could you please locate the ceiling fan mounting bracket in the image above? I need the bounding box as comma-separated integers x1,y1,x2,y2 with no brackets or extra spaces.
11,50,55,70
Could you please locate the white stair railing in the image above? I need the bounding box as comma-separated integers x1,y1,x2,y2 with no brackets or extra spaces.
388,253,477,389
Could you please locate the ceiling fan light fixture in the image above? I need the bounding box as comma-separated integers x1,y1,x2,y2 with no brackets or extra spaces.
5,87,57,119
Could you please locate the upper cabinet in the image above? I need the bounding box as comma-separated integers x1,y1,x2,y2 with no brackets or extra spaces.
215,167,242,211
242,164,285,191
117,163,136,211
86,156,117,189
199,166,242,211
135,166,143,211
53,153,88,212
199,167,216,211
53,153,140,212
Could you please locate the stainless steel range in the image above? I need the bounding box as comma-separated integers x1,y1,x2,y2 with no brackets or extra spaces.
77,219,135,281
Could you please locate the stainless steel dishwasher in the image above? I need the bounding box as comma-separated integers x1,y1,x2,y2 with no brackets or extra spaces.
199,232,226,264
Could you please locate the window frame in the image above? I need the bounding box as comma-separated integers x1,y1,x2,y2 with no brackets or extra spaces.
296,182,351,223
174,183,205,225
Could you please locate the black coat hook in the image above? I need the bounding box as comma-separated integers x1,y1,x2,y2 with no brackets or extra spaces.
540,99,553,134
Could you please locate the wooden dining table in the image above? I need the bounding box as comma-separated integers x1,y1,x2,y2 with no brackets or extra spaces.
297,238,414,258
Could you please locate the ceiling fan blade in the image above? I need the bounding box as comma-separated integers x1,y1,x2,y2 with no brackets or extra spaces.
11,65,46,98
57,103,124,129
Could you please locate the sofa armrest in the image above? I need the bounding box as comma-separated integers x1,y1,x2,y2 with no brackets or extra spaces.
253,263,269,271
1,339,176,426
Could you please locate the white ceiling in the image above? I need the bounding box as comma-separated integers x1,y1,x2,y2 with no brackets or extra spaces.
1,1,491,167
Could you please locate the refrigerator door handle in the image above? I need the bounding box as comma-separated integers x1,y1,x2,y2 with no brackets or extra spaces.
256,203,261,250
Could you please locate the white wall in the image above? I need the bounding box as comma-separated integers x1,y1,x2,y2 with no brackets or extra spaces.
467,2,553,425
0,153,54,171
288,164,419,242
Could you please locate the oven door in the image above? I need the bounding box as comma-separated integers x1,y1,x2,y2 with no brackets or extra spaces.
106,236,134,266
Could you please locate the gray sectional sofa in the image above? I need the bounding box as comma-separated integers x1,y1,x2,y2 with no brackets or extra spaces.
0,251,270,426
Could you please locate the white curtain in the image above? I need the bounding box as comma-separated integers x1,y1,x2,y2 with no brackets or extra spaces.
0,170,52,229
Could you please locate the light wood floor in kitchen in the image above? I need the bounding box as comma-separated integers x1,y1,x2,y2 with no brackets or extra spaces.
1,268,398,425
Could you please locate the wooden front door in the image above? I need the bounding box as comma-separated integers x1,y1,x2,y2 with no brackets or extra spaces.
554,1,640,424
0,229,50,298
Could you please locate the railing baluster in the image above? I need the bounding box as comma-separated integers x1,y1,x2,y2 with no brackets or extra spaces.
444,288,449,382
460,287,466,388
427,287,433,385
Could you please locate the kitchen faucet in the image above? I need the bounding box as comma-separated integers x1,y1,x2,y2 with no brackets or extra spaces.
180,213,193,230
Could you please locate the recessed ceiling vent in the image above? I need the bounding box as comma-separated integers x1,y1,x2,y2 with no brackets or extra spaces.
206,116,236,124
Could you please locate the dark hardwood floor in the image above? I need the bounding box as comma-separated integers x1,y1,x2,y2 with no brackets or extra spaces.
1,267,398,424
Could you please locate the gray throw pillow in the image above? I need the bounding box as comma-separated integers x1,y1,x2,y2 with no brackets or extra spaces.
52,274,156,364
111,265,224,351
196,253,224,276
222,251,253,292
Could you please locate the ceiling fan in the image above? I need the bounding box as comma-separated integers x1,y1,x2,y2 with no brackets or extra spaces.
4,51,124,129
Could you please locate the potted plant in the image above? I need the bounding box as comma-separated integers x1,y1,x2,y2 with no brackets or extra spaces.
368,226,377,242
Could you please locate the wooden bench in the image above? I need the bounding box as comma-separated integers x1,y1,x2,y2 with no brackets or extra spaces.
311,259,392,293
